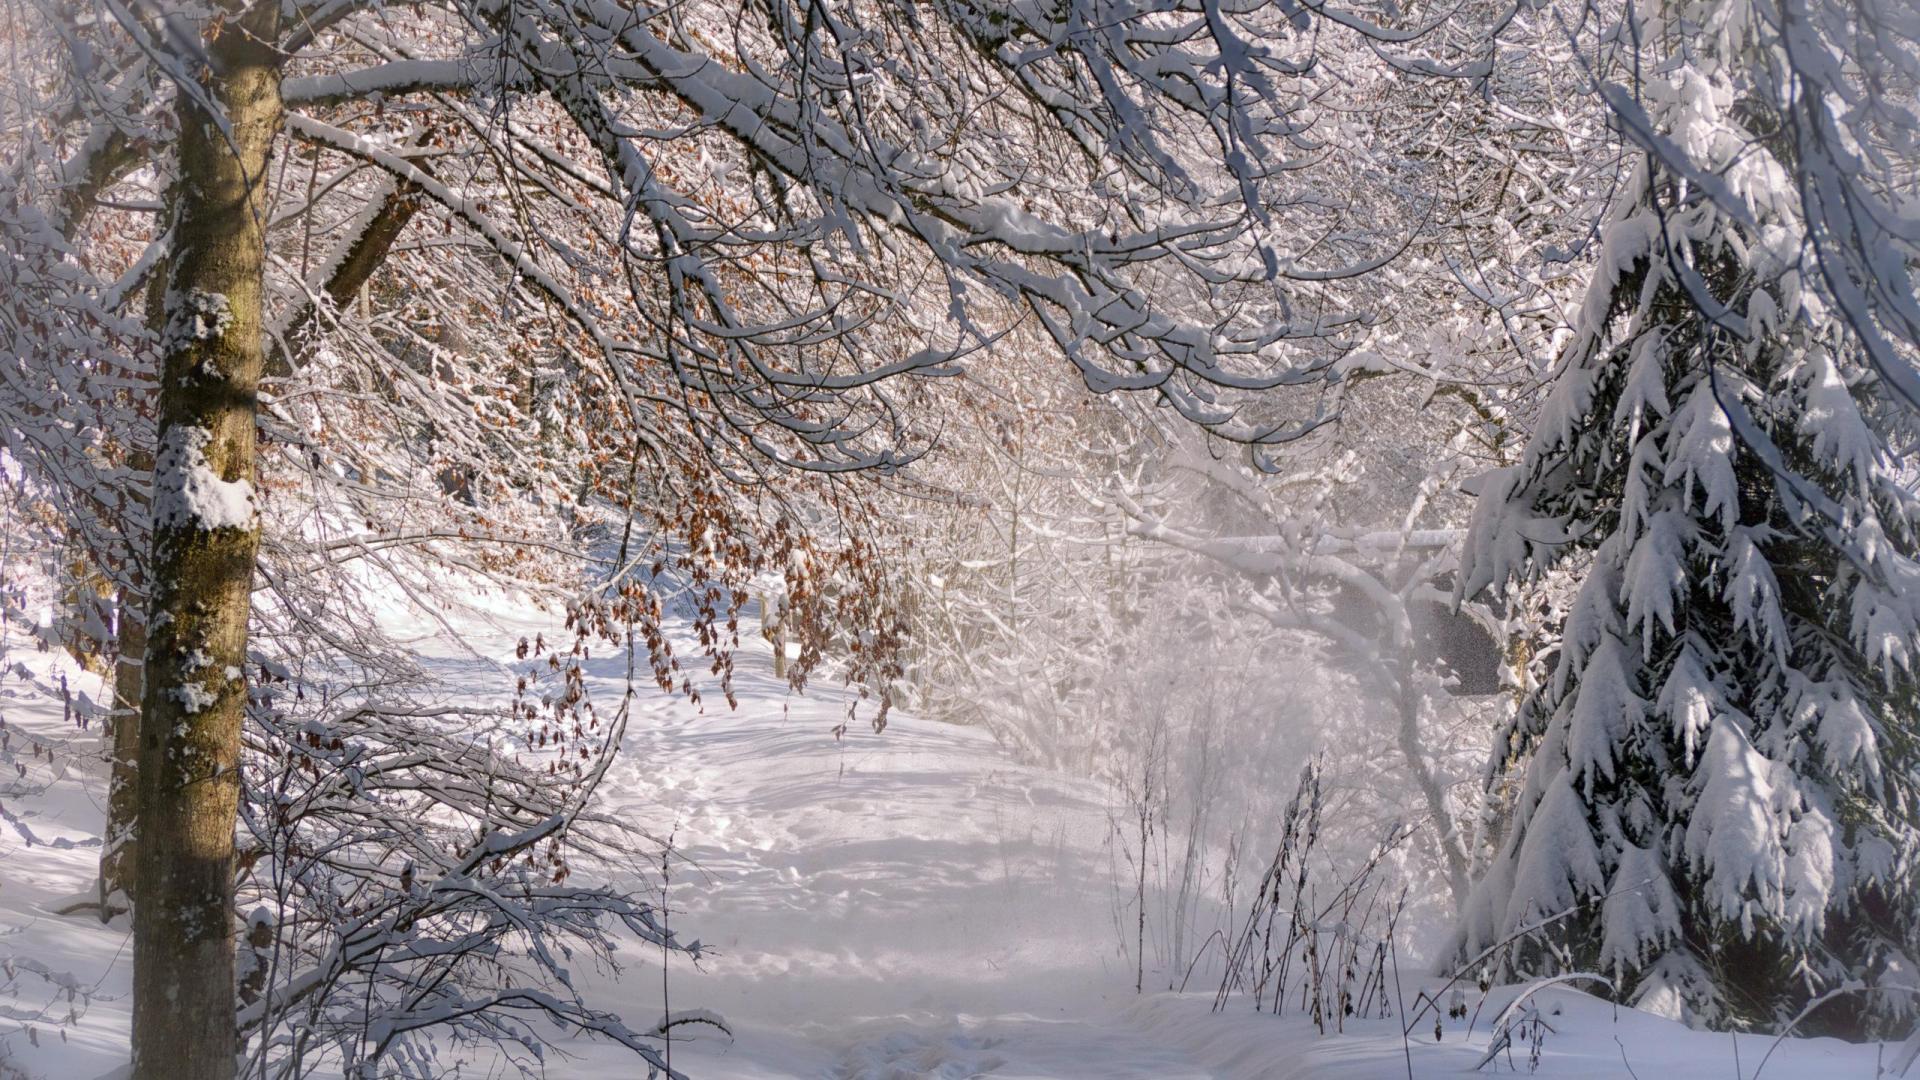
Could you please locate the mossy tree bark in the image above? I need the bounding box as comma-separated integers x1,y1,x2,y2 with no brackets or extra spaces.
131,4,283,1076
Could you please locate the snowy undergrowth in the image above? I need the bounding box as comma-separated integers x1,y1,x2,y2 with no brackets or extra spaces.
0,580,1901,1078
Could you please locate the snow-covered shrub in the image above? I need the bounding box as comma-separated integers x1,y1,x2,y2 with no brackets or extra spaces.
234,638,692,1079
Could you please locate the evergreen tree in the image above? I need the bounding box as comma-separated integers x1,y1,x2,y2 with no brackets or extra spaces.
1454,0,1920,1036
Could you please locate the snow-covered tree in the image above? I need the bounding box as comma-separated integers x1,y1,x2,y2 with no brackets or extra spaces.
4,1,1452,1074
1116,441,1502,912
1454,0,1920,1035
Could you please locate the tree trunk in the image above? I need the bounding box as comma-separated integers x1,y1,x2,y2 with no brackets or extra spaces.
766,594,788,680
131,6,282,1076
101,171,175,914
99,581,143,914
100,156,174,916
268,165,425,378
1391,663,1470,907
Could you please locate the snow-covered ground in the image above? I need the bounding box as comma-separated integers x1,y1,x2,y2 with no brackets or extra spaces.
0,592,1899,1078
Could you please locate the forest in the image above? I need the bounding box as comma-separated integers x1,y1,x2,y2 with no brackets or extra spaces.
0,0,1917,1077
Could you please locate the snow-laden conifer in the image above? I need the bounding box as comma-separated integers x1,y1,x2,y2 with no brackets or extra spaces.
1454,0,1920,1036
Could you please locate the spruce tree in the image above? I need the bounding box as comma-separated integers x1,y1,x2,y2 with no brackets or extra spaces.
1454,0,1920,1036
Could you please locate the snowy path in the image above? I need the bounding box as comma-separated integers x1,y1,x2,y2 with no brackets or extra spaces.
518,622,1890,1080
0,599,1897,1079
552,641,1218,1079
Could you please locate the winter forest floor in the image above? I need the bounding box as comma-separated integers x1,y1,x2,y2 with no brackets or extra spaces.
0,586,1897,1079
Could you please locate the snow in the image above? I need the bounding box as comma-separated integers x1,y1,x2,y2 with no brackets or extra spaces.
170,681,217,714
151,425,257,532
181,290,231,343
1564,635,1637,791
1504,773,1606,929
280,59,500,108
0,590,1903,1079
1684,716,1785,933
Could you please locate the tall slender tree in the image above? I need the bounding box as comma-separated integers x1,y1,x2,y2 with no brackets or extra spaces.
132,2,283,1072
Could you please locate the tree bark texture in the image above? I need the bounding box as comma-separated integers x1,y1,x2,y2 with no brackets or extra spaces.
131,5,282,1076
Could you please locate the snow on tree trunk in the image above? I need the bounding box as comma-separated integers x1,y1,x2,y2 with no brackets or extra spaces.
1452,0,1920,1037
131,5,283,1076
